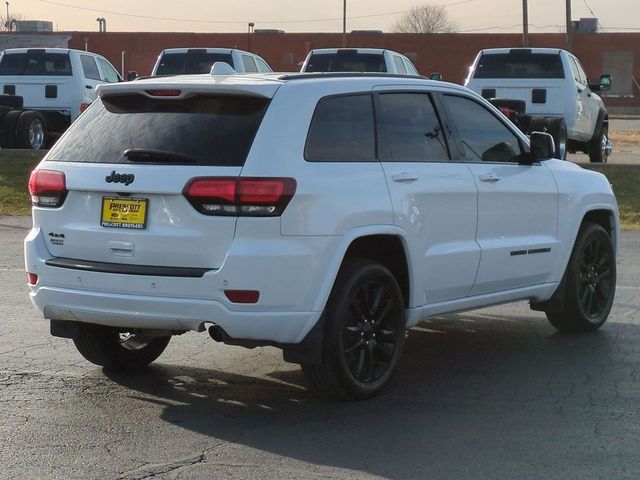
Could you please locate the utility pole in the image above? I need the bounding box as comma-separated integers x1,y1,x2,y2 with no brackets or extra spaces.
566,0,573,50
342,0,346,48
522,0,529,47
5,2,9,30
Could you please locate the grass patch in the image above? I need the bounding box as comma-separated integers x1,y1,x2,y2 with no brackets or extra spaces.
583,164,640,230
0,151,638,229
609,131,640,148
0,150,46,216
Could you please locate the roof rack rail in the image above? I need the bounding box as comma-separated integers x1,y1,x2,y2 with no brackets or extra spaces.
278,72,428,81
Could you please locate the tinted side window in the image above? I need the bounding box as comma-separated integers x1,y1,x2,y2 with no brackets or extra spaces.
378,93,449,162
443,95,522,163
96,57,120,83
392,56,407,74
242,55,258,73
305,94,375,161
403,59,418,75
573,57,589,85
255,57,272,73
81,55,100,80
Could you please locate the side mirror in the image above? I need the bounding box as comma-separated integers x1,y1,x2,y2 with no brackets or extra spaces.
127,71,139,81
589,73,612,92
528,132,555,162
429,72,442,81
599,74,612,91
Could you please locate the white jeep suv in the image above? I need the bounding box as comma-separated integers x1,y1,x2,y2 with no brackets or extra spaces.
25,72,619,400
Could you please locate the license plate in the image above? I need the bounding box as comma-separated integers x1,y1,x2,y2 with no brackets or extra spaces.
100,197,148,230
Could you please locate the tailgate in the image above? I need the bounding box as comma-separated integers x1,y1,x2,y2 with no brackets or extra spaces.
1,76,74,110
468,79,564,116
36,162,240,269
33,90,273,270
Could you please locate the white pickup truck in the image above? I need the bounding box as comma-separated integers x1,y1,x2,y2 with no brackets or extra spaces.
0,48,122,149
465,48,612,162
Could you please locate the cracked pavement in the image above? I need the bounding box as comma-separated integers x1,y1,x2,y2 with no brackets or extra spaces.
1,216,639,479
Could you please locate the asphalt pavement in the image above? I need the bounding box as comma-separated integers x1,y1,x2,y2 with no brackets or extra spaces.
1,216,639,480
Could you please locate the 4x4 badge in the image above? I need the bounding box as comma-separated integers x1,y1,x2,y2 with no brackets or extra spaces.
105,171,135,186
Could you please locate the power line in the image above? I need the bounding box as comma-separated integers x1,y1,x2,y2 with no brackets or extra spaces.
35,0,481,25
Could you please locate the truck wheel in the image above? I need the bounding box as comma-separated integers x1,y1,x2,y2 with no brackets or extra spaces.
302,259,406,400
589,125,609,163
546,223,616,332
544,117,567,160
73,324,171,370
1,110,22,148
0,94,23,109
0,105,12,124
16,111,46,150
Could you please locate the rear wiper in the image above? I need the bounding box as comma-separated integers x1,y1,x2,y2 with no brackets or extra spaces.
124,148,198,164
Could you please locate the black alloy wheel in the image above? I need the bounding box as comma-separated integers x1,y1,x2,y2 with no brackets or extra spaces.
546,223,616,332
575,231,615,319
302,259,406,400
342,279,400,384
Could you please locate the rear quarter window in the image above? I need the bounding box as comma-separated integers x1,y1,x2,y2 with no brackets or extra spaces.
0,52,72,76
47,94,270,167
305,94,375,161
474,53,565,79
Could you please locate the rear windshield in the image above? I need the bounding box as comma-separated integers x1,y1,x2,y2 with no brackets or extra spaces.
155,52,234,75
46,94,270,167
305,52,387,73
474,53,565,79
0,52,72,76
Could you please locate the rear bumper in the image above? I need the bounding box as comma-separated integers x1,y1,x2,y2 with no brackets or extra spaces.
25,227,337,344
33,286,317,343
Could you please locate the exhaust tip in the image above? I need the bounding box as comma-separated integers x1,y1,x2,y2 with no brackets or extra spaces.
208,325,227,343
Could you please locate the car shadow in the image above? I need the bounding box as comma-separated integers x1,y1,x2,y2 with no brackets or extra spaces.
104,311,627,479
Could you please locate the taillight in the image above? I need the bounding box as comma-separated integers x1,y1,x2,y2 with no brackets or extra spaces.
79,102,91,113
28,169,67,207
183,177,296,216
27,273,38,285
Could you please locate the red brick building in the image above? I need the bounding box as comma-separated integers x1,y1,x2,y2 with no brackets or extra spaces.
2,30,639,113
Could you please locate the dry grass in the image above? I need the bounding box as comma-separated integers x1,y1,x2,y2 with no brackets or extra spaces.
609,131,640,148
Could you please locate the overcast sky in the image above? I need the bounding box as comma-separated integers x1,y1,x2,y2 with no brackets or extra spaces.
10,0,640,33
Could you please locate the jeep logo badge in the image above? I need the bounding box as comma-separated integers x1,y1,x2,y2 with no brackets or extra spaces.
105,171,135,186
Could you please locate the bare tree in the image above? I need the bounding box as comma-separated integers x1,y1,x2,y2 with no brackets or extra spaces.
392,5,457,33
0,12,25,31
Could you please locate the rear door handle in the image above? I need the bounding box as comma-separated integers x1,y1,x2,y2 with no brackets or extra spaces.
479,173,501,183
392,172,418,183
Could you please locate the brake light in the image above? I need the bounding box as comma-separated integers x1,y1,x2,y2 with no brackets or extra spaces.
79,102,91,113
145,89,181,97
183,177,296,216
28,169,67,207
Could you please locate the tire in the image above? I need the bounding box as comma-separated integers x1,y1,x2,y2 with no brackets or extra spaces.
0,94,23,109
73,324,171,370
589,125,609,163
544,117,568,160
15,110,46,150
0,105,12,124
1,110,22,149
528,116,547,135
302,259,406,400
546,223,616,332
